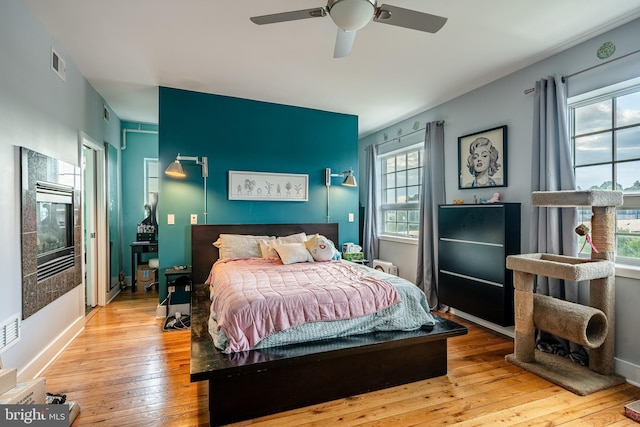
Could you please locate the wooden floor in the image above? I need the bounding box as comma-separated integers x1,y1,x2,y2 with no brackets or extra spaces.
42,289,640,426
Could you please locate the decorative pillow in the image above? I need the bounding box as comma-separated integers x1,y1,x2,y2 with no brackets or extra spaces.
213,234,272,259
304,234,335,262
259,239,279,259
272,242,314,265
258,233,308,259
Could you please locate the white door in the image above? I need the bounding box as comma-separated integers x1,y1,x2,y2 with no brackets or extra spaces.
81,133,108,308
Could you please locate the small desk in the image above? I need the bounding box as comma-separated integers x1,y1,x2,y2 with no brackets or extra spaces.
130,241,158,292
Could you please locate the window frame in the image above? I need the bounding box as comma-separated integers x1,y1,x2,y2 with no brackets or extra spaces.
378,142,424,239
144,157,158,207
569,83,640,268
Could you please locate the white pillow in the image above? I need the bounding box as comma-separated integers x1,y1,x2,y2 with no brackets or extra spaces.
304,234,335,262
213,234,273,259
259,233,307,259
272,242,314,265
276,232,307,244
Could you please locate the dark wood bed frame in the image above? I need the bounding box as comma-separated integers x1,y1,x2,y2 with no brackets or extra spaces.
190,223,467,426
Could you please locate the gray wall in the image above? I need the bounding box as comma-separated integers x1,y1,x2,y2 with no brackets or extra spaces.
0,0,121,377
360,18,640,380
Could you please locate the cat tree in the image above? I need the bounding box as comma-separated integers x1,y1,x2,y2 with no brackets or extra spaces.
505,190,626,396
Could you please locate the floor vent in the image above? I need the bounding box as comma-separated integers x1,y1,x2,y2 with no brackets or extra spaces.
0,314,20,352
51,47,66,81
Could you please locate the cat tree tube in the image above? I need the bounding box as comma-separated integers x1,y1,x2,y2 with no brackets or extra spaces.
505,190,625,396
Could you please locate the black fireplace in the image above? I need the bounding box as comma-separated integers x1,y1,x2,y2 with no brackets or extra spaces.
21,147,81,319
36,181,74,281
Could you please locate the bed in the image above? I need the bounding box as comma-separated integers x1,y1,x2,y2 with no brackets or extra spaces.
190,223,467,426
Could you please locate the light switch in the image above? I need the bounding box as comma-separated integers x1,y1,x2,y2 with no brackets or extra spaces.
167,214,175,225
348,213,354,222
190,214,198,224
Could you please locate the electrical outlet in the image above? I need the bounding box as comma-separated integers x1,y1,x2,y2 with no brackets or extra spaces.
167,214,175,225
168,286,175,293
185,285,191,292
190,214,198,224
348,213,354,222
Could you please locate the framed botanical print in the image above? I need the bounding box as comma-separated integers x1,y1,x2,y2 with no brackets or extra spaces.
228,171,308,201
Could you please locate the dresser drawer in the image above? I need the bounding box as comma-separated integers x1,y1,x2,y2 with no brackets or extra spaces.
438,204,505,244
438,239,504,284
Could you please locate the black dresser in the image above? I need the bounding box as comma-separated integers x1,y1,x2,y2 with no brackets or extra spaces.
438,203,521,326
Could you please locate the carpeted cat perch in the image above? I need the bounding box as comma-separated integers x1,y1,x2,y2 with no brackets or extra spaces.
505,190,626,396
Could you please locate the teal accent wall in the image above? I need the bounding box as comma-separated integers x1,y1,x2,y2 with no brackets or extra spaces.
158,87,359,298
121,121,159,277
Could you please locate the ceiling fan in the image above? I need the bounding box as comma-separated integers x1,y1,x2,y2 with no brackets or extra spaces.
250,0,447,58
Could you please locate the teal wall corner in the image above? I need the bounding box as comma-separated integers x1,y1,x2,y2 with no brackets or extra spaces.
157,87,359,299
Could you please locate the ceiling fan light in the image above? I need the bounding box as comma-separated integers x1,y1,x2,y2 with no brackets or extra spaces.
329,0,375,31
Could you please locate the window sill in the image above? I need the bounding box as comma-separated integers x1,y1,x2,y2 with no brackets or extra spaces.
615,264,640,280
377,236,640,279
379,235,419,245
577,253,640,280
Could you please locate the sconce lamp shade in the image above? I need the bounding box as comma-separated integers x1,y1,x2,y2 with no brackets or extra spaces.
342,171,357,187
325,167,357,187
165,160,186,178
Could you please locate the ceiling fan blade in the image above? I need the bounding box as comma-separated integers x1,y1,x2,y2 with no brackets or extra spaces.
334,28,357,58
373,4,447,33
250,7,327,25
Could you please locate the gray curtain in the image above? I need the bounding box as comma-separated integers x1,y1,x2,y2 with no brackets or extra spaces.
530,75,584,364
362,144,379,266
416,121,445,310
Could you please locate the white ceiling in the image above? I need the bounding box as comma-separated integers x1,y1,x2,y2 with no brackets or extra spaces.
23,0,640,137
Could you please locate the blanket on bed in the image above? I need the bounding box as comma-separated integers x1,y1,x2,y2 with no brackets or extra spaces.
206,259,401,353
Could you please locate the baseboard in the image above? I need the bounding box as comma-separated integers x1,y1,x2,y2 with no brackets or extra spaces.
18,315,85,382
448,308,515,339
106,283,120,304
615,357,640,387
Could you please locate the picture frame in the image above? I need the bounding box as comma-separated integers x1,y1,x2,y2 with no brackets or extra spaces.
228,171,308,201
458,125,507,189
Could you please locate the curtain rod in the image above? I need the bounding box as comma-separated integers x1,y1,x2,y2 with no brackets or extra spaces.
374,120,445,147
523,47,640,95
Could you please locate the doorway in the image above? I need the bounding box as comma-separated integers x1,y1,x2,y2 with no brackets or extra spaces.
81,133,108,312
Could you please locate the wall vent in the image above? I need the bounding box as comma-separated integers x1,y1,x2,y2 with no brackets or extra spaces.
0,314,20,352
50,47,66,81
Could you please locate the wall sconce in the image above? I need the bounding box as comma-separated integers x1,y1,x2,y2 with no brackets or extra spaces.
325,167,357,223
165,154,209,224
325,168,357,187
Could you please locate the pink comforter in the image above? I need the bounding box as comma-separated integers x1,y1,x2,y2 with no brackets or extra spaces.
206,258,400,353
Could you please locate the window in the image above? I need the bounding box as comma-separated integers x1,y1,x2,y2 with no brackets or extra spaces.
570,85,640,265
380,144,423,238
144,158,158,206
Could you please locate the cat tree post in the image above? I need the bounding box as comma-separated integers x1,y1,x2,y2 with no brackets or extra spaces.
513,270,536,363
589,205,617,375
505,190,625,396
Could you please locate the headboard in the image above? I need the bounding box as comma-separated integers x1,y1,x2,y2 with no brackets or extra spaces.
190,223,339,284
